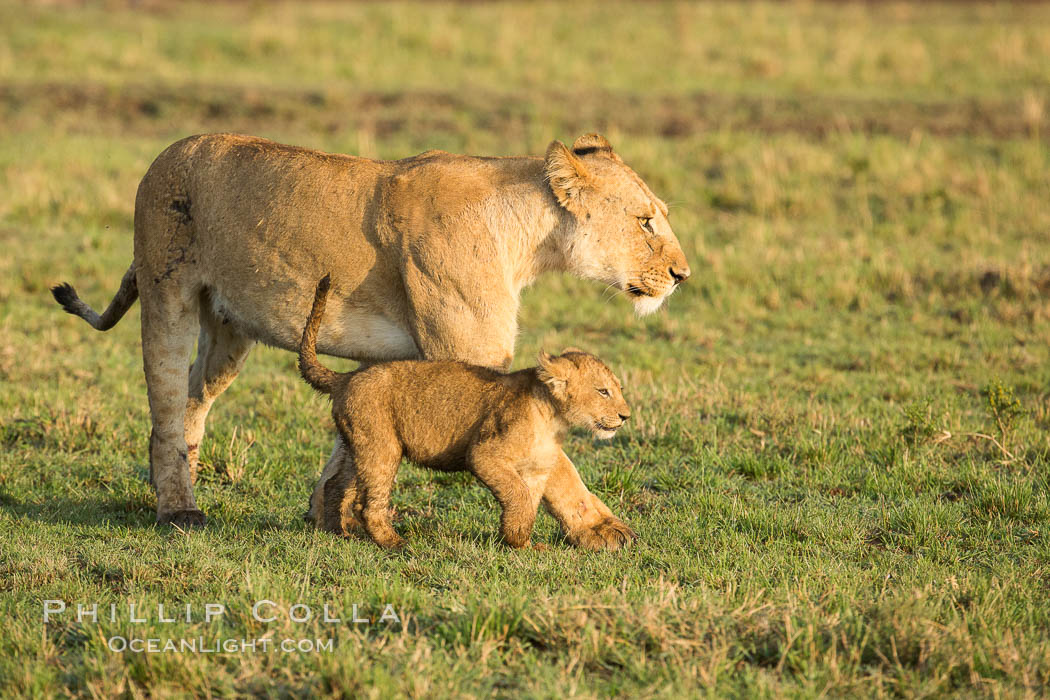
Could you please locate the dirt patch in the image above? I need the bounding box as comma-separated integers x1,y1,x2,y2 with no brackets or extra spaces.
2,82,1038,141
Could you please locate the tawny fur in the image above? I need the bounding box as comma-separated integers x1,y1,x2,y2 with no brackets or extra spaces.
299,277,634,550
49,132,687,548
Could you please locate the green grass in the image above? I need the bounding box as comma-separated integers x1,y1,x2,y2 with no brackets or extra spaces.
3,0,1050,696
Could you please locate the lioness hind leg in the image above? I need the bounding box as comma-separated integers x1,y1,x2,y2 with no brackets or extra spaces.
140,284,205,527
184,304,255,482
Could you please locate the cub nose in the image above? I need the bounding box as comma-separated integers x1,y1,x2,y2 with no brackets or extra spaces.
618,411,630,422
669,265,690,284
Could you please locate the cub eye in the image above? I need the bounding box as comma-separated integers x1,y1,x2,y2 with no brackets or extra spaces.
639,217,654,234
597,388,611,398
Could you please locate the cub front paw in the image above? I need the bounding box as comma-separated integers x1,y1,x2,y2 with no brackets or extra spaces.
569,517,636,551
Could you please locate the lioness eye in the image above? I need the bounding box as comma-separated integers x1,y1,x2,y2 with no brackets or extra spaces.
639,217,654,234
597,388,611,397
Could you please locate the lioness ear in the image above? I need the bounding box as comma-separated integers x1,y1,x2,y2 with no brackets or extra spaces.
571,133,615,157
537,350,568,399
545,141,591,215
561,346,585,355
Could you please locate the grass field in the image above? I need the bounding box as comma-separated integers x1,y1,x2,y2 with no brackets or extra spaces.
3,0,1050,696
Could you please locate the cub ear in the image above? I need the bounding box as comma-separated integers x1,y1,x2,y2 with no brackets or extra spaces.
545,141,591,215
537,350,568,399
571,133,615,157
558,347,586,367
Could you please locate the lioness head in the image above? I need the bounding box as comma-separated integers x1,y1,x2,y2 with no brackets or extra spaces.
545,133,691,316
537,348,630,440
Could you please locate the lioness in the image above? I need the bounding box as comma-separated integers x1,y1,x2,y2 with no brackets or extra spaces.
299,275,632,549
51,132,688,549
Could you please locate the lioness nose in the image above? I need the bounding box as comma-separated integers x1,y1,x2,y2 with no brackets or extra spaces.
618,412,630,422
669,265,690,284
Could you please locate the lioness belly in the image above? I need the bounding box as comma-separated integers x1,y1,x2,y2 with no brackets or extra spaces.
318,307,420,361
209,288,419,362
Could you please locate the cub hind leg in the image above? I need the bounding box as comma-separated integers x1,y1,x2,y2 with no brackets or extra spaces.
343,420,404,549
353,458,404,549
314,417,402,548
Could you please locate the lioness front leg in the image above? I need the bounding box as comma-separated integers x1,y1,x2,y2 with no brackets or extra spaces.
308,438,362,534
318,453,361,537
543,451,635,551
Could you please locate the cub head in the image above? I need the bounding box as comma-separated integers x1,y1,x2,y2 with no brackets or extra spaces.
538,348,630,440
545,133,691,316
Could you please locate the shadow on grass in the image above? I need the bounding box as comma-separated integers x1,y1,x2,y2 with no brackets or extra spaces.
0,490,155,529
0,491,308,535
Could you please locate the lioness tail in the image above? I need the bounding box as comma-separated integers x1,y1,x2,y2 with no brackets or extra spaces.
298,274,340,395
51,264,139,331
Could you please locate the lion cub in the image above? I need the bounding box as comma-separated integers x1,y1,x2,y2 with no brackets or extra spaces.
298,275,631,549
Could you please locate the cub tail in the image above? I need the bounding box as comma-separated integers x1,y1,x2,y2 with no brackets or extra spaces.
298,274,340,395
51,264,139,331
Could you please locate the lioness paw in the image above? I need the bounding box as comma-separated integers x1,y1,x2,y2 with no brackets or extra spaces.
158,509,207,530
